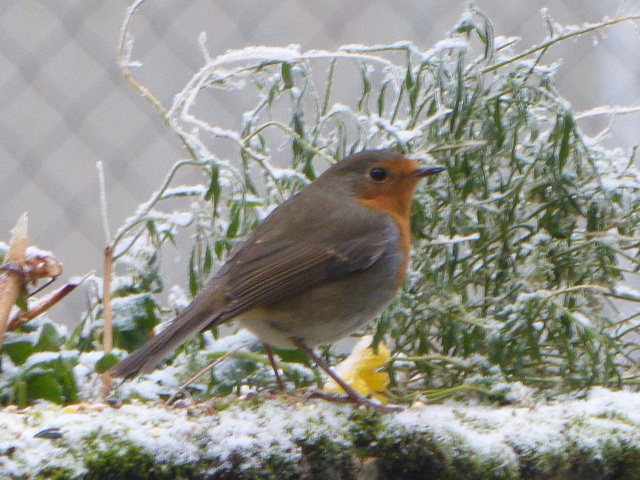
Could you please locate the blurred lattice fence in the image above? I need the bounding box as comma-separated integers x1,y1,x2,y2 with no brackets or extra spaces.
1,0,639,326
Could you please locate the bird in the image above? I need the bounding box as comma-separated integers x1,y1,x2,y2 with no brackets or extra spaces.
110,149,444,409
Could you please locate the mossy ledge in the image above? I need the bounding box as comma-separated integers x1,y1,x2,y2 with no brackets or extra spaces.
2,387,640,479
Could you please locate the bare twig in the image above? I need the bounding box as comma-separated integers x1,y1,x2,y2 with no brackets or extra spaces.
116,0,201,164
7,273,92,331
96,162,111,245
102,246,113,353
482,14,640,74
96,162,113,354
111,159,204,257
116,0,165,116
167,344,246,406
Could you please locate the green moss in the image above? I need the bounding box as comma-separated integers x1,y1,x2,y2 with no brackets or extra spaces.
601,440,640,480
34,467,77,480
560,437,640,480
261,454,301,480
80,433,197,480
17,398,640,480
375,429,521,480
512,444,569,480
209,451,301,480
348,409,385,454
511,428,640,480
299,435,357,480
377,433,447,480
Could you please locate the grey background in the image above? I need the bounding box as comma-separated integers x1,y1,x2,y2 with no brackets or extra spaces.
1,1,639,327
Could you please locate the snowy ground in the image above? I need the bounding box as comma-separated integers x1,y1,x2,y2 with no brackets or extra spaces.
1,386,640,479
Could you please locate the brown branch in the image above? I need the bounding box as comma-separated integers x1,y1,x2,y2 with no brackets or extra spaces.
6,273,91,332
102,246,113,353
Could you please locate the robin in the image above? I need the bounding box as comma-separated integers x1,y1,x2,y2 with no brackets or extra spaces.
111,149,444,409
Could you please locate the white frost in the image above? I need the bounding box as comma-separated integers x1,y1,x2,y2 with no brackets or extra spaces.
3,388,640,477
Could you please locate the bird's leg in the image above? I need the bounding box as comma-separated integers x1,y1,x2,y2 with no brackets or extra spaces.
291,338,400,412
263,342,285,390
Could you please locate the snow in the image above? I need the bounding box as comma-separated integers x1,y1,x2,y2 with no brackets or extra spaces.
613,283,640,301
21,351,79,370
201,328,257,353
213,45,302,66
426,233,481,245
110,294,155,327
494,35,520,50
0,399,351,477
576,104,640,120
24,246,55,259
2,387,640,477
389,387,640,463
422,37,469,61
161,185,208,199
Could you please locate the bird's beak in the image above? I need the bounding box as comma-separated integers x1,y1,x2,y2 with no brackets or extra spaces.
413,165,445,178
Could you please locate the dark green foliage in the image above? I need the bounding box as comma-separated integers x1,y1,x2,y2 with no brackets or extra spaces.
83,435,196,480
0,319,78,408
298,436,357,480
2,7,640,408
95,6,640,400
377,434,446,480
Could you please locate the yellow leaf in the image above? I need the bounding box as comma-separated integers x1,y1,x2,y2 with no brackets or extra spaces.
324,336,390,404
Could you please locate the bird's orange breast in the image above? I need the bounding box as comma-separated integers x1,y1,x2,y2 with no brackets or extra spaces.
356,191,416,291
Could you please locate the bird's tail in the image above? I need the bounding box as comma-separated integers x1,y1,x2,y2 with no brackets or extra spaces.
110,288,223,380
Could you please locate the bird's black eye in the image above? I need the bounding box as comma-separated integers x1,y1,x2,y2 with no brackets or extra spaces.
369,167,388,182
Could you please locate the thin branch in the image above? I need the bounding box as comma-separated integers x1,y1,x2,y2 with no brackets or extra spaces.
167,344,247,405
116,0,165,116
111,159,204,257
96,161,114,354
482,14,640,74
7,273,91,331
102,246,113,353
96,161,111,245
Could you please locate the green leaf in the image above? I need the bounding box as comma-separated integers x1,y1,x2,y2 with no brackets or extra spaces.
34,323,63,352
203,244,213,277
226,202,240,239
23,369,64,404
404,60,414,90
281,62,294,90
2,338,33,365
271,346,309,366
292,112,305,158
377,81,388,117
408,69,421,113
95,352,119,374
357,64,372,112
13,379,28,409
214,240,226,260
557,111,574,172
205,164,221,215
189,251,198,297
15,289,29,312
111,294,161,352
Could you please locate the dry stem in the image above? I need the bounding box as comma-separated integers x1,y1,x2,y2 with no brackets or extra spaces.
0,214,29,348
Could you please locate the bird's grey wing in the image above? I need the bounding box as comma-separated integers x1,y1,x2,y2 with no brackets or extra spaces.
216,222,399,321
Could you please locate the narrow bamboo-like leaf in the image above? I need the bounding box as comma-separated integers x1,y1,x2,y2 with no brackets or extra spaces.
281,62,294,90
377,81,388,117
203,244,213,277
188,250,198,297
205,164,221,215
226,203,240,239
